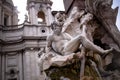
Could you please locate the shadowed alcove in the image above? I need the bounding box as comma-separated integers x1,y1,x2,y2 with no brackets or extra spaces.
37,11,45,23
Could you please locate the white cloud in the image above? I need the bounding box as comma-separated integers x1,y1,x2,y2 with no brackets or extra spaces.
13,0,27,24
51,0,65,11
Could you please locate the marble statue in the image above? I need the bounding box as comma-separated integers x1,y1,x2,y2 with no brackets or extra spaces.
38,6,114,80
47,20,112,56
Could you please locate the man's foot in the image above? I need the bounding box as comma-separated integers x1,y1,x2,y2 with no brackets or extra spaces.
104,47,113,54
102,47,113,58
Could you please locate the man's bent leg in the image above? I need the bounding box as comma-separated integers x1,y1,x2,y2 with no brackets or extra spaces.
62,35,82,55
80,36,113,54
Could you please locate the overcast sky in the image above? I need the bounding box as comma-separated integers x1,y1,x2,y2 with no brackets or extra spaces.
112,0,120,31
12,0,120,30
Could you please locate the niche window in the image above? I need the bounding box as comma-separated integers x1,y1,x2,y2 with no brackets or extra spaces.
4,14,9,26
40,27,46,34
37,11,45,23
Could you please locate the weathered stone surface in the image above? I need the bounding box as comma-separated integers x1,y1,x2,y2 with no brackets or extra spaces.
1,0,120,80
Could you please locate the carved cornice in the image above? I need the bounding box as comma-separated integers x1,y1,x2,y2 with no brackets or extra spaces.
0,36,46,44
1,23,49,31
0,23,49,52
0,37,47,52
1,24,23,30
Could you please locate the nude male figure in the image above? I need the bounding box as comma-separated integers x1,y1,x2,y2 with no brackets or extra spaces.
46,18,112,56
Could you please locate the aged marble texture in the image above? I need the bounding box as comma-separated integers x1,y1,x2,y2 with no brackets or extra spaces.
1,0,120,80
38,5,117,80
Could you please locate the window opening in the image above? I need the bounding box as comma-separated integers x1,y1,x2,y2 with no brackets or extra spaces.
4,14,9,26
37,11,45,23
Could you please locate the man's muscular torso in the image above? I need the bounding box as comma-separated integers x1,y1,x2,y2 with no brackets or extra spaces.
50,33,70,53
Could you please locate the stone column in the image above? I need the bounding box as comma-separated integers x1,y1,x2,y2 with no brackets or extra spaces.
24,50,31,80
8,16,11,25
14,14,18,25
46,4,53,26
2,55,5,80
24,49,41,80
2,11,4,25
29,2,37,24
13,7,18,25
33,50,41,80
13,13,18,25
18,52,23,80
30,50,39,80
30,50,41,80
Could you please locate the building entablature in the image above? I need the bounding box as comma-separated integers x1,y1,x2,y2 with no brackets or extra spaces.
1,24,49,41
1,38,47,52
0,24,50,52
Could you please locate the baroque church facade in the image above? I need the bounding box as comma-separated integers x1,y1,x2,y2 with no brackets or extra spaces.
0,0,55,80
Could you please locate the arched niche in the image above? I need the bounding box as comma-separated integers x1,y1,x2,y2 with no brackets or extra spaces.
37,11,46,23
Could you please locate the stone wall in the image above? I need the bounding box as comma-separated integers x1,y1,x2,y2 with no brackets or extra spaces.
0,24,49,52
24,49,41,80
0,23,49,80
